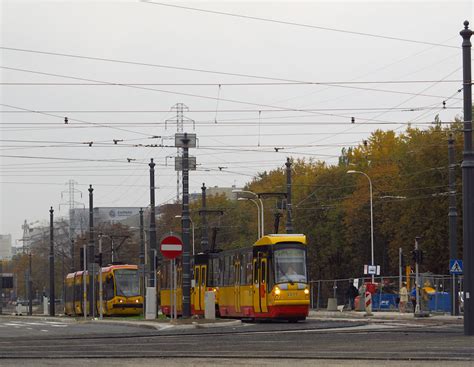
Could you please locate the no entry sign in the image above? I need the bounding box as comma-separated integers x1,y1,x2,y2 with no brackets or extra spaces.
160,235,183,259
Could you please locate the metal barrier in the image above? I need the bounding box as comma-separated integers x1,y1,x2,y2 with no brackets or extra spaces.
309,274,464,313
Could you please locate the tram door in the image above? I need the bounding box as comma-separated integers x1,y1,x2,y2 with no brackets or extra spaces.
193,265,206,312
234,260,241,313
253,257,268,314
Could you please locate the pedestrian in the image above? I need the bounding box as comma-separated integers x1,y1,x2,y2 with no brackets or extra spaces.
399,282,408,313
410,286,417,314
346,280,359,310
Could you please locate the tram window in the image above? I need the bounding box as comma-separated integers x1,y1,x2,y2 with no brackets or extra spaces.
74,280,81,301
261,261,266,284
104,277,114,300
253,262,258,284
201,267,206,286
224,256,230,286
229,258,235,285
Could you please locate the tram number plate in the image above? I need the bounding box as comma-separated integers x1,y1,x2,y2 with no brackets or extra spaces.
287,292,297,297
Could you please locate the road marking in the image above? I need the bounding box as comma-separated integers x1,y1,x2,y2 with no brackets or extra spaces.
40,330,48,332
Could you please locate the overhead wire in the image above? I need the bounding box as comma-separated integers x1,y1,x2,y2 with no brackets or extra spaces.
140,1,458,49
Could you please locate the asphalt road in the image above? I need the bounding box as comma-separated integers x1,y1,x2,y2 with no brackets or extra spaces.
0,316,472,365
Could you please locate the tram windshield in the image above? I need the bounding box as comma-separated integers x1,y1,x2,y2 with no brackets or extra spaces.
274,248,307,283
114,269,140,297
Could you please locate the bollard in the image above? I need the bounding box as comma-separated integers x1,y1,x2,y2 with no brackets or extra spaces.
365,291,373,316
145,287,157,320
43,296,48,316
204,291,216,320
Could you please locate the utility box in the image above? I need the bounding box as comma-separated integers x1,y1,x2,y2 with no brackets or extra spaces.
43,296,48,316
204,291,216,319
145,287,156,320
327,298,337,311
16,304,27,315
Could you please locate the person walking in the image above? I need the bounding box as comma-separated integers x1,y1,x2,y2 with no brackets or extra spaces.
346,281,359,310
399,282,408,313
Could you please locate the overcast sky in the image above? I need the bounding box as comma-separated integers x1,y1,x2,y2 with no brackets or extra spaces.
1,0,472,243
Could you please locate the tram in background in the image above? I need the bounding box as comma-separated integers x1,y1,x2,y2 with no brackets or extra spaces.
159,234,309,322
65,264,143,316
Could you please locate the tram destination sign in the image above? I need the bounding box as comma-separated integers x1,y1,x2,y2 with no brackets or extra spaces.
160,235,183,260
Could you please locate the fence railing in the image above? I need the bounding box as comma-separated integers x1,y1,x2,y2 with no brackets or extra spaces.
309,274,464,313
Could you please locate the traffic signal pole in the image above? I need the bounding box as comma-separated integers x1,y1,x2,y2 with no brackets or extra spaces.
414,237,420,316
460,20,474,336
49,207,55,316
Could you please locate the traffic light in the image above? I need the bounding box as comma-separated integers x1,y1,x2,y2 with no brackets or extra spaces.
411,249,424,264
95,253,103,267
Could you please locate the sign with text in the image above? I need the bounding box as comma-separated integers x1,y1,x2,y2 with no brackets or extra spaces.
364,265,380,275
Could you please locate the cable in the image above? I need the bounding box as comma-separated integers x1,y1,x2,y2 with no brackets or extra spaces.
141,1,458,49
0,80,463,86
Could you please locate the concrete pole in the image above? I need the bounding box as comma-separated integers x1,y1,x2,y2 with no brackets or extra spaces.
448,134,459,316
49,207,55,316
460,20,474,336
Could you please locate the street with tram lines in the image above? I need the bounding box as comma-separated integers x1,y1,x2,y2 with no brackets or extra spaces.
0,315,472,365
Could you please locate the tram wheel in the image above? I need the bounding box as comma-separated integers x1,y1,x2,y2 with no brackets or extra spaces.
288,318,298,323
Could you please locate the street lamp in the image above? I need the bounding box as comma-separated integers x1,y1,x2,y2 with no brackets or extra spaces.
233,190,264,238
347,170,375,283
175,215,194,255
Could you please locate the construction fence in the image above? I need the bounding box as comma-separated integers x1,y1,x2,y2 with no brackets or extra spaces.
309,273,464,313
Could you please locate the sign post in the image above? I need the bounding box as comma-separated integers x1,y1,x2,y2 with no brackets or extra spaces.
450,259,463,316
160,234,183,322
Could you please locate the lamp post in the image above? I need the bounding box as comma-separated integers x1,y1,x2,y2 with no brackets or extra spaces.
233,190,264,238
347,170,375,283
237,198,261,238
175,215,194,255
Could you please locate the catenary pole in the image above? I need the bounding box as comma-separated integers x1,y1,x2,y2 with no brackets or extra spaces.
149,159,157,287
87,185,95,318
285,157,293,233
201,183,209,253
139,208,145,310
181,133,191,317
49,206,55,316
460,20,474,336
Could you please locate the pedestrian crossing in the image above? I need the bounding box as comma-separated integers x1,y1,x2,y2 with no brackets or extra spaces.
0,319,69,332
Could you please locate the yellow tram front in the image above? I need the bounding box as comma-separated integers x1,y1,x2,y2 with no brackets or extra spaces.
263,235,310,321
65,264,143,316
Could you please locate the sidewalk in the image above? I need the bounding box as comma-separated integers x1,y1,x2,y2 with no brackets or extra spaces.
308,309,464,324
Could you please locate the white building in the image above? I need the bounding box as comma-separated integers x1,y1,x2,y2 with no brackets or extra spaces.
0,234,12,259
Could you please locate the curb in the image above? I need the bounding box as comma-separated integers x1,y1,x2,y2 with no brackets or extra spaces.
81,318,242,331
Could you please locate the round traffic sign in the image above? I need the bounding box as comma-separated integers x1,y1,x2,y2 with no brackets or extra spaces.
160,235,183,259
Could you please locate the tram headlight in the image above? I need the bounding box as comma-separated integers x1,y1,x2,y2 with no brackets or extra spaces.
135,299,139,303
304,288,309,295
275,286,281,295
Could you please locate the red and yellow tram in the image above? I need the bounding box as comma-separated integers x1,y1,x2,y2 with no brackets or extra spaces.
160,234,309,321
